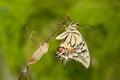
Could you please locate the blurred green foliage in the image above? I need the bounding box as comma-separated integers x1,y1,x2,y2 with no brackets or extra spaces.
0,0,120,80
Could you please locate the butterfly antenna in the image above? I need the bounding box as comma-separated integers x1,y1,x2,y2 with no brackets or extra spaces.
79,24,93,29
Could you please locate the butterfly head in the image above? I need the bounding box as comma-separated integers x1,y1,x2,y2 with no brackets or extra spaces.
68,22,79,30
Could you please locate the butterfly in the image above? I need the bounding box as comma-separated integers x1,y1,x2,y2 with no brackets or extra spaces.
55,22,90,68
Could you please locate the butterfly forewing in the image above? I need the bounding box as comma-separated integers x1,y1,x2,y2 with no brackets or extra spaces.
56,31,68,40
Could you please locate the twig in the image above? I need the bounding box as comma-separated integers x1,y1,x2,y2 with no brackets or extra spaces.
18,72,23,80
18,65,29,80
18,15,70,80
26,26,38,43
44,15,71,43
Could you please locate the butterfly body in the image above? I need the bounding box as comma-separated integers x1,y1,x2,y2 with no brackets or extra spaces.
56,22,90,68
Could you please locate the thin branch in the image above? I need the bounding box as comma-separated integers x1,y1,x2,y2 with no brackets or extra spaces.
18,72,23,80
44,15,71,43
26,26,38,43
18,65,29,80
18,15,71,80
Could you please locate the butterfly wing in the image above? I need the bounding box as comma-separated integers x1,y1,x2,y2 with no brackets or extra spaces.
56,31,68,40
56,24,90,68
71,35,90,68
70,34,76,47
56,33,90,68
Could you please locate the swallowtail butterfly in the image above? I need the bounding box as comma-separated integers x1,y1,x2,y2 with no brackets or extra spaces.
55,22,90,68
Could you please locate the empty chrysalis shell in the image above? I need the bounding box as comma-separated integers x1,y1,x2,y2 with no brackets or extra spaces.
28,43,49,65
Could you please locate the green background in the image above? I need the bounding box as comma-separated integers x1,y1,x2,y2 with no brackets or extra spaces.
0,0,120,80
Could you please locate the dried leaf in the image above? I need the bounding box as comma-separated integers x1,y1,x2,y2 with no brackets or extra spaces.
28,42,49,65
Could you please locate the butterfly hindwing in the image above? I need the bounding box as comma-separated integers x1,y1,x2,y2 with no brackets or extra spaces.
71,41,90,68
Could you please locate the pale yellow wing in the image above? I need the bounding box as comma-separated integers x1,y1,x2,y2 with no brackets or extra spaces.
56,31,68,40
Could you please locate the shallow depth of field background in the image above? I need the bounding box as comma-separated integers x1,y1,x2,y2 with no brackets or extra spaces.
0,0,120,80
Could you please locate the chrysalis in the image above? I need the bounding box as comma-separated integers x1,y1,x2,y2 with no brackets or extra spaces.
28,43,49,65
